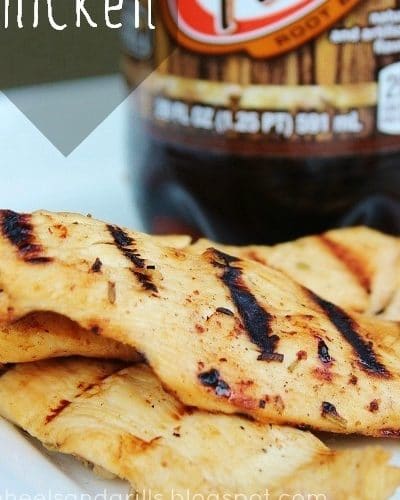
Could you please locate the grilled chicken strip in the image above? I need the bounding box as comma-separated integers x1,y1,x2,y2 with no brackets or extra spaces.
0,232,188,364
0,210,400,436
189,227,400,319
0,312,139,363
151,234,192,249
0,358,399,499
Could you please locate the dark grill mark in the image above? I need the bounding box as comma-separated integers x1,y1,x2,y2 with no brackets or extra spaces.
45,399,71,424
215,380,231,397
27,257,53,264
45,363,130,425
318,339,331,364
133,270,158,294
108,225,134,248
108,225,145,268
198,369,231,398
321,401,347,427
321,401,338,417
108,225,158,294
310,292,389,377
91,257,102,273
211,249,283,363
45,365,128,425
1,210,52,263
320,236,371,292
216,307,234,317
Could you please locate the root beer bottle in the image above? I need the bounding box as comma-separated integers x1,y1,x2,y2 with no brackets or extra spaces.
122,0,400,244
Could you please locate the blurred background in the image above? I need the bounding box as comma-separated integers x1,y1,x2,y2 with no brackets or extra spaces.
0,86,137,226
2,0,399,242
0,0,119,88
0,0,139,228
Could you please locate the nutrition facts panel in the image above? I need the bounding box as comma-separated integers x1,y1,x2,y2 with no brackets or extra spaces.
378,62,400,135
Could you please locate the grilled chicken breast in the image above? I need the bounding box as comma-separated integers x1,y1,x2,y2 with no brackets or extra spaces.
151,234,192,249
0,358,398,499
0,210,400,436
189,227,400,319
0,231,188,364
0,312,139,363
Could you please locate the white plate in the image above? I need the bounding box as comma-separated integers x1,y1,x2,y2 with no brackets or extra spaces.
0,418,130,497
1,416,400,498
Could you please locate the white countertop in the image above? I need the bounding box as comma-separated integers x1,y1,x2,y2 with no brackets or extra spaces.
0,74,141,230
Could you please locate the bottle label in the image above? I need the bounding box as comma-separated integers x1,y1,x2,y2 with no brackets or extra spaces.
161,0,362,58
123,0,400,154
378,61,400,135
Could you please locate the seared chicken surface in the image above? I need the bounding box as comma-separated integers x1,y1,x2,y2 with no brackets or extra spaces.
189,227,400,319
0,211,399,435
0,358,398,499
151,234,192,249
0,234,193,364
0,312,139,363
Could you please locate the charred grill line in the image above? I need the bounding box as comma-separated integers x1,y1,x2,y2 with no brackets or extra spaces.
133,270,158,293
311,292,389,377
321,401,346,427
45,365,130,425
1,210,52,263
216,307,234,317
108,225,158,294
45,399,71,424
319,236,371,292
211,249,284,363
198,369,231,398
318,339,331,364
91,257,103,273
107,225,146,269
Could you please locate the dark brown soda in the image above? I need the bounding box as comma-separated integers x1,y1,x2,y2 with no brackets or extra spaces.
131,133,400,245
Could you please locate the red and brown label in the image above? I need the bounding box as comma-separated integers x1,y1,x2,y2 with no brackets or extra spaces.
162,0,363,58
123,0,400,150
